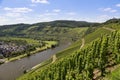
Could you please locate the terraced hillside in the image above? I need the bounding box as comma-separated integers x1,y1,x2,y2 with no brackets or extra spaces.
17,28,120,80
17,19,120,80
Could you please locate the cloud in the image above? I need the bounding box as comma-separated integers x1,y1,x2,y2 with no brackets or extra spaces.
0,14,32,25
99,15,109,18
100,8,117,13
110,10,117,13
45,10,49,12
16,18,26,21
66,12,76,15
30,4,37,7
0,16,8,21
5,12,21,17
39,13,58,17
31,0,49,4
3,7,33,18
116,4,120,7
53,9,61,13
4,7,33,13
39,9,61,17
97,15,113,22
0,16,9,25
103,8,111,11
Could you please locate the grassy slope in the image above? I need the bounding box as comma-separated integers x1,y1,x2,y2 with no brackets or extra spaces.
105,65,120,80
85,27,111,44
25,26,88,42
59,27,112,57
55,27,110,59
96,21,120,80
94,22,120,80
103,22,120,30
17,26,113,80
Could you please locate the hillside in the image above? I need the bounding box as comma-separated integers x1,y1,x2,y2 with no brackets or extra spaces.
17,28,120,80
16,19,120,80
0,19,120,80
0,20,99,41
1,0,120,80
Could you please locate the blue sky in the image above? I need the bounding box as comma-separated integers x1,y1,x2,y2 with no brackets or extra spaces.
0,0,120,25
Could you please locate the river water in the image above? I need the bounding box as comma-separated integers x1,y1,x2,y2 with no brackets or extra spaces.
0,43,70,80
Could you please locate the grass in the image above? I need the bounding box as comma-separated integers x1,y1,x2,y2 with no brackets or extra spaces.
44,41,58,46
103,23,120,30
56,39,82,59
84,28,111,44
105,65,120,80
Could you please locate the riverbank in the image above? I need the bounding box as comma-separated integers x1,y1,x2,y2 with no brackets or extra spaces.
3,41,58,63
0,41,69,80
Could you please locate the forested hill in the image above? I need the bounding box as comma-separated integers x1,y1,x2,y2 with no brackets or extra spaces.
31,20,99,28
0,20,99,41
0,20,99,32
0,18,120,40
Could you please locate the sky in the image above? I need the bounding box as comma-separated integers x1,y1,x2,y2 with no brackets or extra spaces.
0,0,120,25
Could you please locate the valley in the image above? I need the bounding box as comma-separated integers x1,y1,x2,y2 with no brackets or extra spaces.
1,0,120,80
0,19,120,80
0,20,89,80
16,19,120,80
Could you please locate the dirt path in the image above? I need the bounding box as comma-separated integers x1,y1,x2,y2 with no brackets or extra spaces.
102,27,115,32
52,54,57,63
52,38,85,63
80,38,85,49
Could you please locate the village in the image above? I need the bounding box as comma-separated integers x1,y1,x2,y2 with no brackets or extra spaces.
0,41,27,63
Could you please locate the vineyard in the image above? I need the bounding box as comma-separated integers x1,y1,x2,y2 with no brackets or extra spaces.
18,30,120,80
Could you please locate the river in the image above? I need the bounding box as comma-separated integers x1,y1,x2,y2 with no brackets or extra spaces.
0,43,70,80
